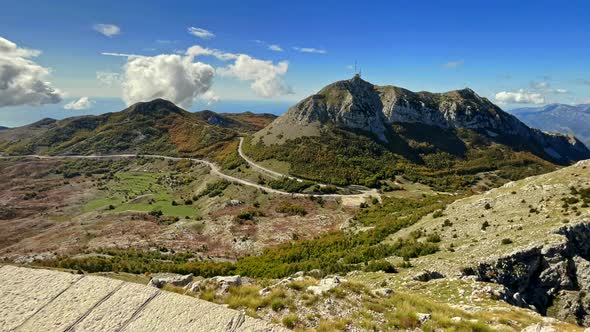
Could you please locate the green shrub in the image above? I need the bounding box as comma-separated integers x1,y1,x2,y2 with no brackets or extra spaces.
276,202,307,216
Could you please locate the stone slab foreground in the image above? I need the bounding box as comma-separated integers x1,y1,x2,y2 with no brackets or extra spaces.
0,265,287,332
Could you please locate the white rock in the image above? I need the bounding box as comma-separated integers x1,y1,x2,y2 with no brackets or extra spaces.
416,312,431,324
259,287,271,296
307,276,345,295
149,274,193,288
522,323,558,332
372,288,394,297
212,275,242,292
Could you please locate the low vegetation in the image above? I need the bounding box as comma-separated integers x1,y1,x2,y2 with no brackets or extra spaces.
40,195,455,278
244,125,556,191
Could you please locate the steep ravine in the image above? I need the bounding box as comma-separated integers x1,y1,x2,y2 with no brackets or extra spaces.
467,221,590,326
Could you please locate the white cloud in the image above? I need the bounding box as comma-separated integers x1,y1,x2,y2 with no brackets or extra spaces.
254,40,283,52
495,89,545,105
293,47,327,54
96,71,122,86
530,81,549,89
121,53,214,108
101,52,141,58
185,45,238,61
268,44,283,52
187,27,215,39
103,44,293,104
64,97,93,110
218,54,293,98
553,88,568,94
93,24,121,37
0,36,62,108
200,90,219,104
443,60,464,68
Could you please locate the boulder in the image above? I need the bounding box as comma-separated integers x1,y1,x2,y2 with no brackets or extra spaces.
372,288,394,297
184,280,203,293
149,274,193,288
307,276,345,295
212,275,242,292
412,270,444,282
259,287,272,296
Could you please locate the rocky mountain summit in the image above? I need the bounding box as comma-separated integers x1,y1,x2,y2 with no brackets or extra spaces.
257,75,589,164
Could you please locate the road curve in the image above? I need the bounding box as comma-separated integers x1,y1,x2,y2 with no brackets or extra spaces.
237,137,301,181
0,153,375,199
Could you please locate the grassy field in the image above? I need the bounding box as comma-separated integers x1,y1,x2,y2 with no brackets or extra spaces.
83,171,199,217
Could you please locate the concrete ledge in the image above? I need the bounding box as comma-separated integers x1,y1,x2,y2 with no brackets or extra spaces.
0,266,287,332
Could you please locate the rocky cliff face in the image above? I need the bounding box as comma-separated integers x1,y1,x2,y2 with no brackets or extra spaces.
469,221,590,326
262,75,590,163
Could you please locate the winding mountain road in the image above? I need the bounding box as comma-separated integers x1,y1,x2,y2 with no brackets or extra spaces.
0,152,376,201
237,137,301,181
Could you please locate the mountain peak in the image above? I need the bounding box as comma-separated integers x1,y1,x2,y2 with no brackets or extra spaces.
255,77,590,163
124,98,186,117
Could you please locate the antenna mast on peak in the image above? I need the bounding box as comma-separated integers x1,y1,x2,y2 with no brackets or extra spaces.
353,60,361,78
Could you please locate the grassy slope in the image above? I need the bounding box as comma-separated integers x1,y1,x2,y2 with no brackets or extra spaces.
0,100,266,160
244,123,557,191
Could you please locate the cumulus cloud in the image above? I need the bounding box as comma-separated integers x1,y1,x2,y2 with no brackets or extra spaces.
218,54,293,98
64,97,93,110
293,47,327,54
121,54,214,108
0,36,62,108
443,60,464,68
93,24,121,37
188,27,215,39
96,71,122,86
103,44,293,105
200,90,219,104
495,89,545,105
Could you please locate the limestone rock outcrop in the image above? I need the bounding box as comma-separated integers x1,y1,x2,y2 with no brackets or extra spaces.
259,75,590,163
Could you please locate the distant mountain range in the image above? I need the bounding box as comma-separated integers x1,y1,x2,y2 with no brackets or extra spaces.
0,126,8,130
0,99,275,158
510,104,590,147
245,75,590,188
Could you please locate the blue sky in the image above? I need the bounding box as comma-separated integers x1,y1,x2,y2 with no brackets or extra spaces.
1,0,590,127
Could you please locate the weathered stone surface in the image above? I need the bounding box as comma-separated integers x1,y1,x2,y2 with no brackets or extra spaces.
522,323,558,332
211,275,242,292
149,273,193,288
71,282,158,332
0,266,286,332
124,291,284,331
17,275,123,332
372,288,394,297
307,276,345,295
0,265,82,331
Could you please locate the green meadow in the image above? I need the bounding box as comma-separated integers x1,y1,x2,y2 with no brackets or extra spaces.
83,171,198,217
